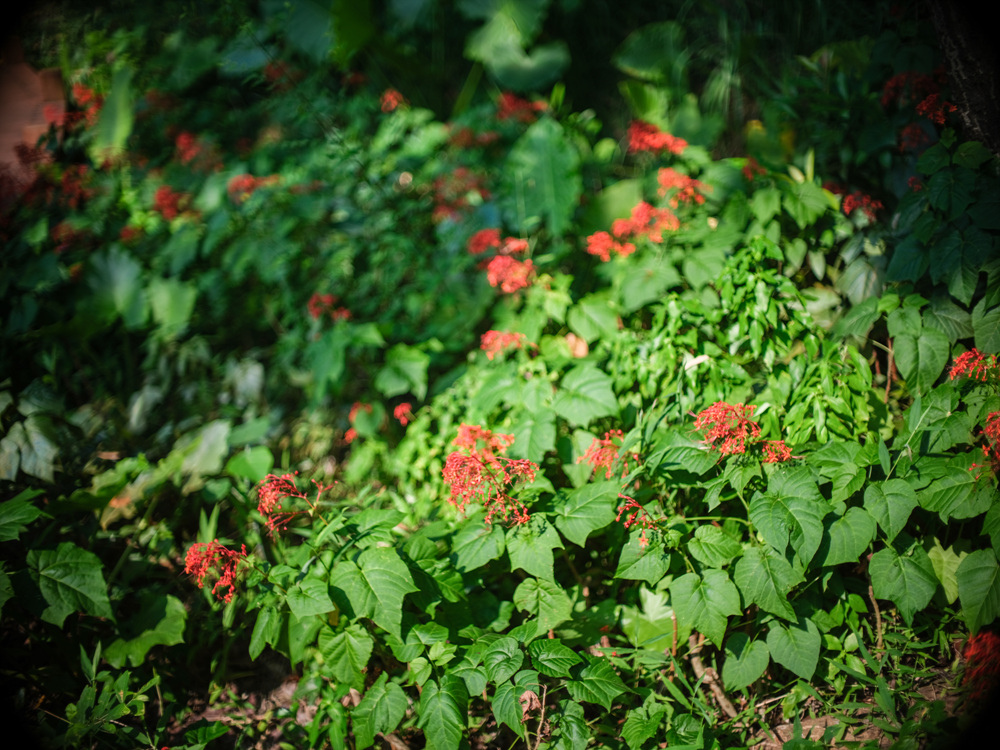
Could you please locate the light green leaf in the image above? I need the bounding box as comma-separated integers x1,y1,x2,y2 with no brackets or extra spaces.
687,525,742,568
287,576,337,619
509,409,556,463
249,607,283,660
818,507,876,567
375,344,430,401
894,328,951,394
670,569,741,648
615,531,672,584
957,549,1000,634
148,276,197,338
330,547,417,639
766,618,821,679
567,295,619,343
26,542,114,628
513,577,572,630
506,516,563,582
552,365,618,427
88,245,147,329
721,632,770,690
864,480,918,543
621,697,669,750
870,543,938,625
352,672,407,750
927,539,968,605
417,676,468,750
451,516,505,572
528,639,582,677
554,480,619,547
749,468,829,564
318,623,373,687
566,655,627,710
225,445,274,483
733,546,803,621
90,67,133,163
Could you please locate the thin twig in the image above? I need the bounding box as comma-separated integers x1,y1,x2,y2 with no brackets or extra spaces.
532,684,548,750
868,578,884,651
687,635,738,719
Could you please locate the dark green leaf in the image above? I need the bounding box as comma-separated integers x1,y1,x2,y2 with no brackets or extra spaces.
870,543,938,625
26,542,114,628
554,481,619,547
957,549,1000,634
749,468,829,564
734,546,803,621
766,618,820,679
417,676,468,750
352,672,407,750
721,632,770,690
818,507,876,567
670,569,741,647
566,655,627,709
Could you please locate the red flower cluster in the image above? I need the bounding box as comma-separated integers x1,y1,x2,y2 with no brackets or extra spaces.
898,123,931,153
184,540,249,603
742,157,767,181
227,173,280,203
308,293,351,322
880,70,943,110
71,82,103,128
256,472,333,537
345,401,375,444
51,221,88,254
949,349,997,381
616,494,658,549
586,200,678,261
627,120,687,155
442,424,537,525
432,167,491,222
496,92,546,123
55,164,94,210
468,228,501,255
915,93,957,125
762,440,793,463
481,330,528,360
585,231,634,262
486,255,534,293
578,429,639,480
381,88,405,112
693,402,764,457
657,168,709,207
153,185,189,220
394,403,414,426
963,630,1000,703
841,191,883,221
448,126,500,149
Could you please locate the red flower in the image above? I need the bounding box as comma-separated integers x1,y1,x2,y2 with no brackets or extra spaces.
585,231,634,262
611,201,679,243
227,173,279,203
841,191,883,222
153,185,187,220
694,402,762,457
480,330,528,360
381,88,405,112
496,92,546,123
308,293,351,321
255,473,334,537
950,349,997,381
627,120,688,155
899,123,931,152
963,630,1000,702
578,430,639,480
762,440,793,463
915,93,957,125
453,423,514,457
467,228,502,255
907,176,924,192
616,494,659,548
657,168,709,207
742,157,766,181
486,255,534,293
394,403,414,426
184,540,249,603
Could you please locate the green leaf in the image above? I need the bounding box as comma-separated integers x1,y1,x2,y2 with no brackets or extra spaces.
352,672,407,750
502,118,581,236
864,479,918,543
417,676,468,750
721,632,770,690
766,618,821,679
330,547,417,639
318,623,374,687
818,507,876,567
894,327,950,394
375,344,430,401
451,516,505,572
104,593,186,668
26,542,114,628
783,180,828,229
90,67,133,163
484,636,524,685
919,464,994,522
619,255,681,312
513,577,572,630
0,489,46,541
528,638,582,677
669,569,741,648
870,542,938,625
554,480,619,546
957,549,1000,634
553,700,588,750
287,576,336,619
733,546,803,621
225,445,274,483
687,525,742,568
621,696,669,750
509,409,556,463
749,468,829,564
567,294,619,343
506,516,563,582
972,299,1000,354
613,21,688,83
615,531,672,584
88,245,147,329
566,655,627,710
552,365,618,427
148,276,197,339
927,539,968,605
249,607,283,660
647,430,718,477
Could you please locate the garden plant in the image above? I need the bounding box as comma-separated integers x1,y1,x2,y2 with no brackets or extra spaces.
1,1,999,748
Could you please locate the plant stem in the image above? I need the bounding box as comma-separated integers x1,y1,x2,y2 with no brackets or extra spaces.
687,634,738,719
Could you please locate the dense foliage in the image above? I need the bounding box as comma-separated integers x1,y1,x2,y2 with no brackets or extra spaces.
2,1,999,748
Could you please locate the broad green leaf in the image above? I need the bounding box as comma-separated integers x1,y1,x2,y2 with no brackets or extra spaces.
552,365,618,427
26,542,114,627
622,697,670,750
613,21,688,83
733,546,803,621
528,639,582,677
566,655,627,710
330,547,417,639
104,593,186,668
766,618,821,679
749,468,829,564
90,67,133,163
225,445,274,483
0,489,46,541
927,539,968,605
554,480,619,546
148,276,197,338
870,543,938,625
1,417,60,483
417,676,468,750
619,255,681,312
513,577,572,630
491,669,541,740
352,672,407,750
554,700,589,750
287,576,336,619
375,344,430,401
249,607,283,660
567,294,619,343
669,569,741,648
972,299,1000,353
984,503,1000,555
894,327,951,394
783,179,827,229
318,623,374,687
483,636,523,684
621,586,690,652
919,464,994,522
615,531,672,584
451,516,505,572
506,516,563,582
687,524,742,568
647,430,718,477
957,549,1000,634
817,507,876,567
502,118,581,237
807,441,865,502
88,245,147,329
509,409,556,463
721,632,770,690
864,480,918,543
